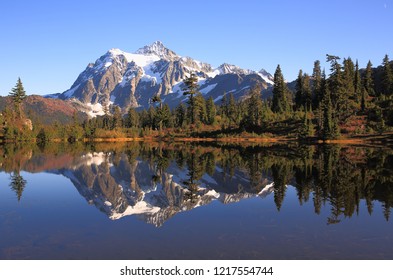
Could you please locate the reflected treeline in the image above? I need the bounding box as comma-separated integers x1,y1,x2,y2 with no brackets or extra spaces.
1,142,393,224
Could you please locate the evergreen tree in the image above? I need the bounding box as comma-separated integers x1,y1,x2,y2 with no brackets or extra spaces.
10,171,27,202
227,93,238,126
125,107,139,128
175,103,186,127
295,69,304,110
102,98,110,129
361,86,367,112
320,85,339,140
381,54,393,97
182,73,200,124
220,92,228,118
363,60,375,97
326,54,345,118
193,93,207,124
246,86,263,127
206,96,216,125
354,59,362,102
272,64,290,113
342,57,355,101
111,105,122,129
9,77,27,117
303,74,312,109
312,60,322,107
322,89,333,139
298,106,314,139
161,104,172,128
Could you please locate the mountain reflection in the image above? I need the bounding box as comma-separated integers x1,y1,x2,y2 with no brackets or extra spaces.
1,142,392,226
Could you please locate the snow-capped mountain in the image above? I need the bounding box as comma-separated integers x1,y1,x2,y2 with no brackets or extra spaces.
48,41,274,116
42,151,274,227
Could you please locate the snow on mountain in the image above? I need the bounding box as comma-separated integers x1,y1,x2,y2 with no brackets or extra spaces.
51,41,274,115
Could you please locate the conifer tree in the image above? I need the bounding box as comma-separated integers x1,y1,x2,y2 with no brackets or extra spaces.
102,98,110,129
111,106,122,129
206,96,216,125
272,64,290,113
246,86,263,127
10,171,26,202
9,78,27,118
182,73,200,124
326,55,345,117
363,60,375,97
220,92,228,118
381,54,393,97
354,59,362,102
126,107,139,128
361,87,367,112
175,103,186,127
161,104,172,128
193,93,207,124
303,74,312,109
342,57,355,101
312,60,322,107
295,69,304,110
227,93,238,126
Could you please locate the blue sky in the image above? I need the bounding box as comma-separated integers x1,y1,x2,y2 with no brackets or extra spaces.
1,0,392,96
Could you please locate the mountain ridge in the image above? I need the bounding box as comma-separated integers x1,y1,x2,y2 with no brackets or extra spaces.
47,41,274,116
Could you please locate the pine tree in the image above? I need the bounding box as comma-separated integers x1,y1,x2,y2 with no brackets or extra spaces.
312,60,322,107
354,59,362,103
322,89,333,140
295,69,304,110
111,105,122,129
320,86,339,140
381,54,393,97
102,98,110,129
303,74,312,109
227,93,237,126
246,86,263,127
342,57,355,101
206,96,216,125
10,171,27,202
220,92,228,118
193,93,207,124
326,55,345,118
161,104,172,128
272,64,290,113
361,86,367,112
9,77,27,118
363,60,375,97
182,73,200,124
126,107,139,128
175,103,186,127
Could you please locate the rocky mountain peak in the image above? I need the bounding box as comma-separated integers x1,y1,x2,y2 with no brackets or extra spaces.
135,41,177,60
217,63,254,76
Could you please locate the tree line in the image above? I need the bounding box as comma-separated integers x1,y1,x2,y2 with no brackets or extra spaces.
1,53,393,142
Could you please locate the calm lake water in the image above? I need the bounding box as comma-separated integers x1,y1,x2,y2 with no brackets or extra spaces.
0,142,392,260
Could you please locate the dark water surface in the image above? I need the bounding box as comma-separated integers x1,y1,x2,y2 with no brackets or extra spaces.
0,142,392,259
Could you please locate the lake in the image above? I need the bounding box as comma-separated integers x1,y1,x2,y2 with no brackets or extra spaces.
0,142,392,259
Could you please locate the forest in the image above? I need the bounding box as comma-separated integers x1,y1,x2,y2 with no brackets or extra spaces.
1,54,393,143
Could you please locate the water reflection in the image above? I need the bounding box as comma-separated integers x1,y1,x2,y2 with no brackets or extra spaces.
1,142,392,227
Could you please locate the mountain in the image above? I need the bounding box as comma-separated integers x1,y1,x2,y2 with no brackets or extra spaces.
47,41,274,115
0,95,87,124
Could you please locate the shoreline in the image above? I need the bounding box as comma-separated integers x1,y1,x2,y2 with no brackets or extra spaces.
1,134,392,146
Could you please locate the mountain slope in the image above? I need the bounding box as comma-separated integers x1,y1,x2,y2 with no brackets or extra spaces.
0,95,87,124
48,41,274,115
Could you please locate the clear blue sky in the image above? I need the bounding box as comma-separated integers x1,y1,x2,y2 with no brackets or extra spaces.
1,0,392,96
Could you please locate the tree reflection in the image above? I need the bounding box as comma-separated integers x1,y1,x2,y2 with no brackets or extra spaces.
10,171,27,202
0,142,392,223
